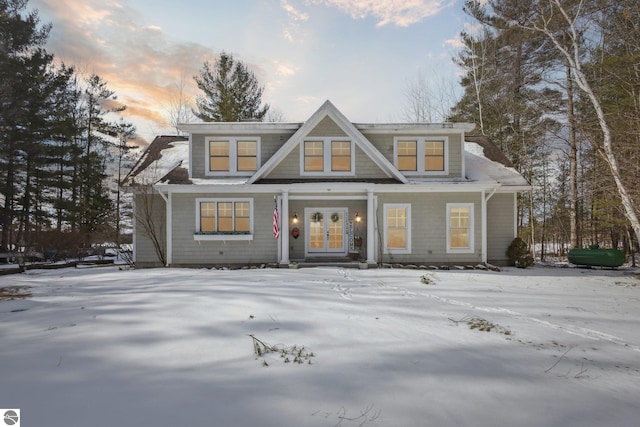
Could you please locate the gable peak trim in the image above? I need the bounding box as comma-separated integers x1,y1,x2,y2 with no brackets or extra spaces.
248,100,408,184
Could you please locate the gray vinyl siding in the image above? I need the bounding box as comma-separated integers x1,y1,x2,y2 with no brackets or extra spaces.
190,132,295,180
354,146,389,179
268,145,301,179
134,193,167,268
376,192,482,265
487,193,516,265
362,132,464,179
308,116,347,137
169,193,279,266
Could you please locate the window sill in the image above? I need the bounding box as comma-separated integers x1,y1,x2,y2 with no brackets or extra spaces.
194,233,253,241
383,248,411,255
401,171,449,176
204,171,256,177
446,248,474,254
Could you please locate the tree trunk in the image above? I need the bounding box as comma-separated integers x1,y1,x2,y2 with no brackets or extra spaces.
566,65,579,248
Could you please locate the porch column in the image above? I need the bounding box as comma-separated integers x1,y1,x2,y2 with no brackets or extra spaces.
366,190,376,265
481,190,487,264
166,191,172,266
281,191,290,264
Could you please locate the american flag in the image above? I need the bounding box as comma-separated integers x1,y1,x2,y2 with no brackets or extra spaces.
272,199,280,239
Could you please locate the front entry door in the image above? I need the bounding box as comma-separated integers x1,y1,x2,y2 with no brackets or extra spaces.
305,208,347,256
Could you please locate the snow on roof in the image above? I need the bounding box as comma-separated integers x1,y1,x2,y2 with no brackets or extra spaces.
124,136,190,186
464,141,530,187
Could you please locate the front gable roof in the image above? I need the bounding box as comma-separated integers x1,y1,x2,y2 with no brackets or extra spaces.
247,100,408,184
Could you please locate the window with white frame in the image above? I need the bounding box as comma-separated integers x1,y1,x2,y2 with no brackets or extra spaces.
301,138,354,175
447,203,474,253
195,198,253,240
206,137,260,176
383,204,411,254
394,137,448,175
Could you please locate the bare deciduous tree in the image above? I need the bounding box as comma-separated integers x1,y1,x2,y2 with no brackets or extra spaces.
166,72,195,134
133,186,166,266
402,69,458,123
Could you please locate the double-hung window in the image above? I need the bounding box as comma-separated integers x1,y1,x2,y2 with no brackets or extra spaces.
447,203,474,253
383,204,411,254
301,138,354,175
206,137,260,176
394,137,448,175
195,198,253,240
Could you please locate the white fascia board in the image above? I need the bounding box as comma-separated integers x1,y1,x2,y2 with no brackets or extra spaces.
155,181,499,194
179,122,301,134
355,123,476,134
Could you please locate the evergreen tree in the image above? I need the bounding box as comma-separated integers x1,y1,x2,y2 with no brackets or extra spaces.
0,0,52,250
194,52,270,122
0,0,136,255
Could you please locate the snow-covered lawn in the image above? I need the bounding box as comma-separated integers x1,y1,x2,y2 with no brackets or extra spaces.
1,265,639,427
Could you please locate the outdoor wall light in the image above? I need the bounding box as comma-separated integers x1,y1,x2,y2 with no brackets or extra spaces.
355,212,361,223
292,213,299,224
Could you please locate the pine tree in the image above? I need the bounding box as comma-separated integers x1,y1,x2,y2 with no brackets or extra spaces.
0,0,52,250
194,52,270,122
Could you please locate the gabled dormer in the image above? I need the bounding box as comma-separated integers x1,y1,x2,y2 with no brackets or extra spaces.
248,100,407,183
356,123,475,180
180,122,300,181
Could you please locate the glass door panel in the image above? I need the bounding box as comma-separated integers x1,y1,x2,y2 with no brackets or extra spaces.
305,208,346,256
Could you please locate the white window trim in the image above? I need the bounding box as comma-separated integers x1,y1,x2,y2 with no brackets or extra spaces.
194,197,254,241
300,138,355,176
393,136,449,176
205,137,261,177
446,203,474,254
383,203,411,255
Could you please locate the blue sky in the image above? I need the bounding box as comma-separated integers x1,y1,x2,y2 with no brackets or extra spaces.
29,0,472,144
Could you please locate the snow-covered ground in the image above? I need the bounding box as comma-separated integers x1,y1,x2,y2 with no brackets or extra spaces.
1,265,639,427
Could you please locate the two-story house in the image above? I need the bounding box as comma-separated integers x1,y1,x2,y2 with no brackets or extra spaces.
126,100,529,268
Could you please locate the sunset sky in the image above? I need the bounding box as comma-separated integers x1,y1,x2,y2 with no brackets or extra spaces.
29,0,473,145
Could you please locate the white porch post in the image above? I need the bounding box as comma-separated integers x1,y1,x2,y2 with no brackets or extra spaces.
366,190,376,265
281,191,290,264
481,190,487,264
166,191,172,266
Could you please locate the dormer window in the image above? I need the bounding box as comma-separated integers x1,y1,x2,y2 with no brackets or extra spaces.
206,137,260,176
394,137,448,175
301,138,354,176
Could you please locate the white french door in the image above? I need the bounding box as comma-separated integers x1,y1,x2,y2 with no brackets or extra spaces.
305,208,347,256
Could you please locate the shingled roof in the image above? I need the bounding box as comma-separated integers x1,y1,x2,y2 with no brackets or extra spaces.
123,135,191,186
